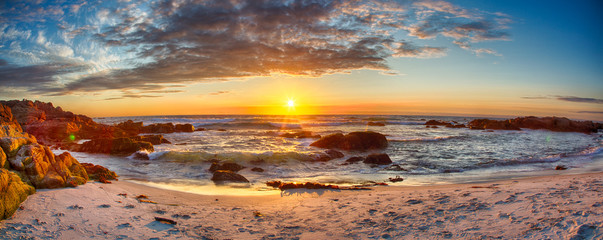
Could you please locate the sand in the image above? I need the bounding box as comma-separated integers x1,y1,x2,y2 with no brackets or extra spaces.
1,172,602,239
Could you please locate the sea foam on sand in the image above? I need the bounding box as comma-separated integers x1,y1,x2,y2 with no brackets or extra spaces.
1,173,602,239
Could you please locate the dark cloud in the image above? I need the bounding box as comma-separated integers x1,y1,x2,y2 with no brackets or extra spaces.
557,96,603,104
0,0,511,96
0,62,89,88
522,95,603,104
576,111,603,114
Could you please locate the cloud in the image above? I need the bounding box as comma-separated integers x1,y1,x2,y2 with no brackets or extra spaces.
209,91,230,96
556,96,603,104
0,0,512,96
576,111,603,114
522,95,603,104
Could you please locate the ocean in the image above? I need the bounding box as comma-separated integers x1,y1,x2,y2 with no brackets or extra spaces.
57,115,603,195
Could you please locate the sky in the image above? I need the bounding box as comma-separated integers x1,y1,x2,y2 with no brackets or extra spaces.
0,0,602,120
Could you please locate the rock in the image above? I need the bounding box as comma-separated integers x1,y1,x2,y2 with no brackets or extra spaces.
345,156,365,164
279,131,320,139
194,127,206,131
0,168,36,220
211,170,249,183
10,144,88,188
468,117,602,133
0,134,36,158
251,167,264,172
389,176,404,182
363,153,392,165
367,121,386,126
310,131,388,151
425,120,450,126
132,151,150,160
143,123,175,133
81,163,118,183
23,120,81,144
384,164,407,171
132,135,171,145
445,124,466,128
209,162,245,173
325,149,344,159
115,120,144,135
0,103,23,132
555,165,568,170
74,137,154,155
0,147,7,169
175,124,194,132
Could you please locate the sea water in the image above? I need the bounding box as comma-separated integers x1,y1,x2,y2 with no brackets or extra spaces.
60,115,603,195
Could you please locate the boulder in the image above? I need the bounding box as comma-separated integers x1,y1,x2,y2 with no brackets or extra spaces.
468,119,520,131
209,162,245,173
0,169,36,220
211,170,249,183
363,153,392,165
10,144,87,188
384,164,407,171
132,151,150,160
0,147,7,169
175,124,194,132
81,163,118,183
325,149,344,159
0,134,36,158
310,131,388,151
74,137,154,155
425,120,450,126
132,135,171,145
468,117,602,133
0,103,23,132
116,120,144,135
251,167,264,172
22,120,80,144
143,123,175,133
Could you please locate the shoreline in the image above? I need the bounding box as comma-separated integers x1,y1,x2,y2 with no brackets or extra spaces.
1,172,602,239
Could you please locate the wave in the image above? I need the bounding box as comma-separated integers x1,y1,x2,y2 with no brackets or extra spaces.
151,150,320,163
388,136,462,142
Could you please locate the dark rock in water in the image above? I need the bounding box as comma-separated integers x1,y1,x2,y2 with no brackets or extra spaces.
132,151,150,160
73,137,153,155
209,162,245,173
310,131,388,151
311,152,335,162
367,121,386,126
194,127,206,131
116,120,144,135
132,135,171,145
384,164,407,171
217,129,227,132
468,116,602,133
0,168,36,220
345,156,365,164
266,181,339,190
251,167,264,172
555,165,568,170
279,131,320,139
363,153,392,165
143,123,175,133
446,124,466,128
211,170,249,183
175,124,194,132
389,176,404,182
154,217,177,225
325,149,344,159
81,163,118,183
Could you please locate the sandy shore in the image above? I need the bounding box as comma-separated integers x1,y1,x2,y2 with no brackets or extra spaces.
1,173,602,239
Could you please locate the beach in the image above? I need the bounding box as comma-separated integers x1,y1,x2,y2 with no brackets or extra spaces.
1,172,601,239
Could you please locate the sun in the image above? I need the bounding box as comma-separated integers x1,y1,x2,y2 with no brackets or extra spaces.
287,99,295,108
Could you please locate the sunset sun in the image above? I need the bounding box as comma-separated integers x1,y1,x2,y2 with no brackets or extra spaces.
287,99,295,108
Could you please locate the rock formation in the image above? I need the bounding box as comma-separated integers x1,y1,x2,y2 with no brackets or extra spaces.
310,131,388,151
0,169,36,220
468,117,601,133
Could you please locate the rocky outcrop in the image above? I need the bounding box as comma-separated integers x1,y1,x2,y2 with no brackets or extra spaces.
310,131,388,151
425,120,465,129
367,121,386,126
174,124,194,132
0,169,35,220
468,117,602,133
81,163,118,183
71,137,154,155
9,143,88,189
211,170,249,183
131,135,171,145
209,162,245,173
363,153,392,165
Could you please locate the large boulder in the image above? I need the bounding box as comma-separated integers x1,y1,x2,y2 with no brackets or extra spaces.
0,169,36,220
116,120,144,136
74,137,154,155
310,131,388,151
0,133,36,158
0,148,6,169
22,120,81,144
132,135,171,145
468,116,602,133
211,170,249,183
363,153,393,165
143,123,175,133
209,162,245,173
10,143,88,188
175,124,194,132
468,119,520,131
81,163,118,183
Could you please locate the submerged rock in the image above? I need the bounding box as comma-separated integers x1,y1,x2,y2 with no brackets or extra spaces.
310,131,388,151
367,121,386,126
73,137,153,155
345,156,365,164
363,153,392,165
209,162,245,173
211,170,249,183
279,131,320,139
0,168,36,220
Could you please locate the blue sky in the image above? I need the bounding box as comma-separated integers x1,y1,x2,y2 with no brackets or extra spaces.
0,0,601,120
